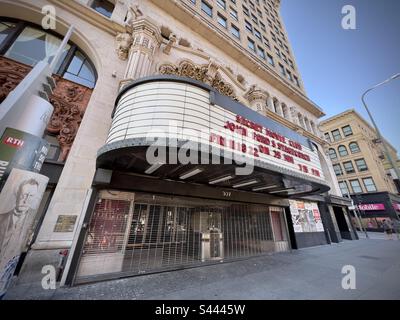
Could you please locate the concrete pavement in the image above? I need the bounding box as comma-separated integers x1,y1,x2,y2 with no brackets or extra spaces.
4,237,400,300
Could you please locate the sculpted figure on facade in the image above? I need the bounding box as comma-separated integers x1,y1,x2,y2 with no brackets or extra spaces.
116,32,133,61
163,33,177,55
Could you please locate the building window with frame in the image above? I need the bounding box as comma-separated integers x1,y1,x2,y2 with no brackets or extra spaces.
339,181,350,196
342,125,353,137
328,148,337,160
324,133,331,143
201,1,213,17
355,158,368,172
245,20,253,33
278,63,285,76
231,24,240,39
217,0,226,10
349,142,361,153
338,145,348,157
331,129,342,141
217,14,227,28
350,179,363,193
267,53,274,66
258,46,266,59
254,29,261,40
333,164,343,176
343,161,355,174
90,0,115,18
230,7,238,20
363,177,377,192
248,38,256,52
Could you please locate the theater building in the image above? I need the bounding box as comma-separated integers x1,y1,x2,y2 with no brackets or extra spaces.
0,0,355,286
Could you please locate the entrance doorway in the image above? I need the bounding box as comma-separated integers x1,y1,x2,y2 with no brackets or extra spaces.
74,191,289,284
332,206,352,240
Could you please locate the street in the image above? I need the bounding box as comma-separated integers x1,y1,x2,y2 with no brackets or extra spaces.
4,234,400,300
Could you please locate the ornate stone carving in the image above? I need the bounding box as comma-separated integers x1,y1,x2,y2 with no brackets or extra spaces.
0,57,32,103
0,57,93,162
159,60,238,101
47,76,93,162
116,32,133,61
244,85,269,113
126,4,144,30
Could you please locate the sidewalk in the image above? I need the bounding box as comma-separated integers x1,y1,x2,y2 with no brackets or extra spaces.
4,238,400,300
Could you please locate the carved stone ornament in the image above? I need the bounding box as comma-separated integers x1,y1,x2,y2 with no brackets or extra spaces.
163,33,177,55
47,75,93,161
116,32,134,61
159,60,238,101
244,84,269,103
0,56,93,162
0,57,32,103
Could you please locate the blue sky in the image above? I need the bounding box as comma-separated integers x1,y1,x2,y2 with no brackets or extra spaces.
281,0,400,153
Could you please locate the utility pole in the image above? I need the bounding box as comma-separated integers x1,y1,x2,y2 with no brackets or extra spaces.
361,73,400,187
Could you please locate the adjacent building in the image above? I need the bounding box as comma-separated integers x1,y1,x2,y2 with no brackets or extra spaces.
0,0,357,287
319,109,400,231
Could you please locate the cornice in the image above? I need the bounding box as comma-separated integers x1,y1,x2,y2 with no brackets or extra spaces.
50,0,125,36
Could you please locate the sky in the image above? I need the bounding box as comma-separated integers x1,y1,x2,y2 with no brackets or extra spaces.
281,0,400,153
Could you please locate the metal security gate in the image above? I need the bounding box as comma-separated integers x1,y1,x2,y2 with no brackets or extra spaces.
74,191,289,284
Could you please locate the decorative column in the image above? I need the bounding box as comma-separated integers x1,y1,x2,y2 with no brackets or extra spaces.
246,86,268,115
123,18,162,80
267,96,274,112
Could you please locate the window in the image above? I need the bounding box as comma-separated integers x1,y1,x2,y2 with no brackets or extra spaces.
217,0,226,10
350,180,363,193
267,53,274,66
201,1,213,17
338,145,348,157
243,5,249,16
293,75,300,88
270,32,276,41
0,21,17,47
339,181,350,195
248,38,256,52
260,21,266,31
258,47,265,59
324,133,331,143
355,159,368,172
245,20,253,33
231,24,240,39
63,50,97,88
230,7,238,20
251,14,258,24
343,161,355,174
263,36,270,48
254,29,261,40
342,125,353,137
274,46,280,57
286,70,293,81
333,164,343,176
328,148,337,160
349,142,360,153
331,129,342,141
90,0,115,18
217,14,227,28
279,63,285,76
5,26,67,67
0,19,97,89
363,178,377,192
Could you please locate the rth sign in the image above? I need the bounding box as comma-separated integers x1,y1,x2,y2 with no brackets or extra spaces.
3,136,25,148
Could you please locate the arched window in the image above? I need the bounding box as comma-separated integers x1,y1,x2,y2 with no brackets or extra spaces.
349,142,361,154
0,18,97,88
328,148,337,160
338,145,348,157
281,103,290,120
273,98,279,114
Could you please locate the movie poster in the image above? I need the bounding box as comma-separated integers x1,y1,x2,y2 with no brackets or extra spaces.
0,168,49,299
289,200,325,233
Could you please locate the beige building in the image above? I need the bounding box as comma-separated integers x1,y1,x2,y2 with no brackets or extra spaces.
319,109,400,230
0,0,357,288
319,109,399,196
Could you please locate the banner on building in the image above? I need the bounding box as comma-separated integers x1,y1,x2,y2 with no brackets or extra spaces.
0,168,49,299
0,127,49,191
289,200,324,233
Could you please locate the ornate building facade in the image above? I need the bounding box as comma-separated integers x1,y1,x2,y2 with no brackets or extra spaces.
0,0,356,287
